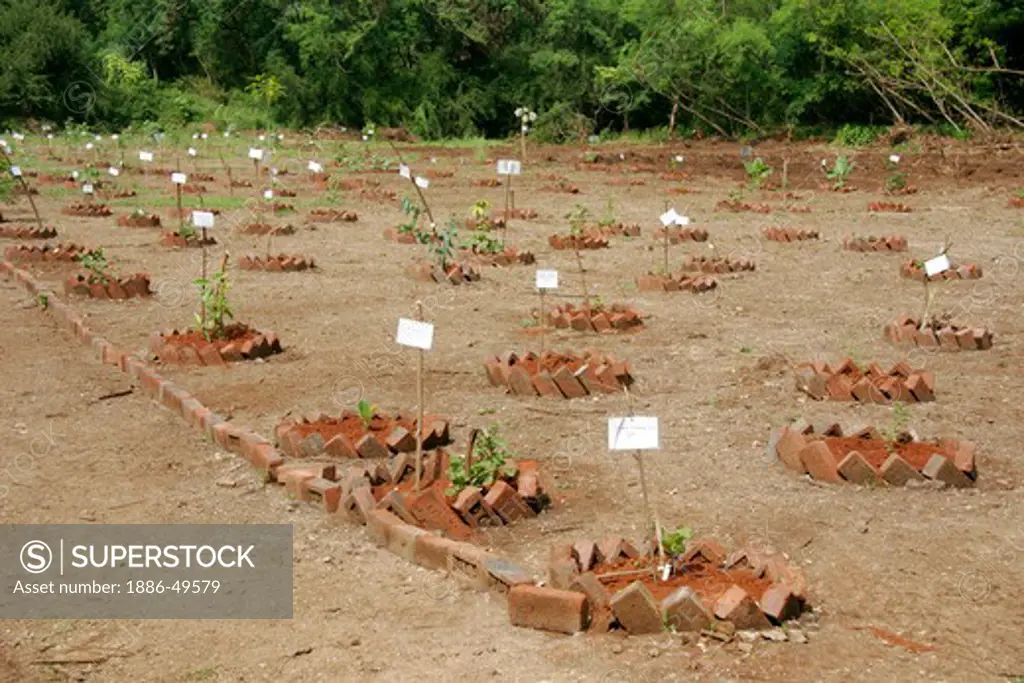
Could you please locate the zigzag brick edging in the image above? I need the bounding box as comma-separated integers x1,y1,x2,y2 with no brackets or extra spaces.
308,209,359,223
275,410,451,459
544,303,644,333
548,233,609,250
64,273,152,299
118,213,161,228
900,260,982,281
160,232,217,248
680,255,755,274
842,235,908,252
62,203,113,218
636,273,718,293
484,350,633,398
580,222,641,237
795,359,936,403
238,254,315,272
868,202,912,213
5,243,86,262
883,315,993,351
0,225,58,239
768,419,976,488
237,223,295,236
0,259,543,635
459,247,535,267
762,227,819,242
407,261,481,285
652,226,708,243
491,208,537,221
150,327,283,365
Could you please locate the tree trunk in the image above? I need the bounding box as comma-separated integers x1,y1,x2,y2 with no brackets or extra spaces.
668,98,679,137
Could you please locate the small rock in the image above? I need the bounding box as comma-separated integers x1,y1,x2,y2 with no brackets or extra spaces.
716,620,737,637
323,556,333,564
349,637,361,647
646,647,660,659
737,630,758,643
788,629,808,644
737,642,753,654
610,643,624,655
286,501,299,512
761,628,787,642
216,478,236,488
79,511,96,522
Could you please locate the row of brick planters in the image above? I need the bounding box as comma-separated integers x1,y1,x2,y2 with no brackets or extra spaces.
64,272,152,299
459,247,535,267
274,410,450,460
869,201,912,213
308,208,359,223
548,233,609,250
900,260,982,281
238,254,315,272
652,226,709,243
62,203,113,218
883,315,993,351
680,255,755,274
117,213,161,228
5,243,86,262
527,537,807,634
407,261,481,285
795,359,936,403
770,419,976,488
0,225,58,239
762,227,819,242
540,303,645,333
150,324,283,365
484,350,633,398
237,222,295,236
842,234,908,252
579,222,641,237
160,231,217,248
636,273,718,293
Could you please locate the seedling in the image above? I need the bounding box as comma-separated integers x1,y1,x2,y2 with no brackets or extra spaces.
445,424,518,497
75,248,110,284
397,195,426,237
566,205,593,306
193,254,232,340
430,220,459,272
356,399,378,427
885,154,908,193
744,157,772,190
36,292,49,310
661,526,694,557
914,237,953,331
824,155,855,189
598,198,617,227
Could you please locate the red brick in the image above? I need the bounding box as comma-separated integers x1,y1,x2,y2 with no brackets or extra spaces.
973,328,993,350
355,433,388,459
798,441,841,483
531,370,564,398
569,572,613,631
508,585,589,635
775,430,808,472
609,580,663,634
591,314,613,334
386,426,416,452
680,539,726,566
196,343,225,366
506,365,537,396
484,358,505,387
305,478,342,512
341,486,376,524
837,450,879,485
915,328,939,348
795,367,827,400
551,366,588,399
596,537,639,563
936,327,959,350
572,540,600,572
905,374,934,402
406,486,474,540
516,460,540,500
324,433,358,458
759,584,803,623
880,454,924,486
953,441,976,476
483,480,535,523
412,532,462,570
825,373,854,401
249,443,283,475
661,586,712,632
713,585,771,629
365,508,404,546
955,328,975,350
922,454,973,488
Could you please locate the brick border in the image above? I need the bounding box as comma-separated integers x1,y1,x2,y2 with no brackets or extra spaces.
458,247,536,267
762,227,819,242
900,260,982,281
636,273,718,293
544,303,644,334
883,316,993,351
64,272,152,299
236,223,295,236
4,243,86,262
62,203,113,218
842,235,908,252
483,350,633,398
680,255,755,274
868,202,912,213
274,411,451,459
0,225,58,239
238,254,315,272
407,261,481,285
548,234,609,250
160,232,218,248
149,327,283,365
795,359,935,403
308,208,358,223
117,214,162,228
652,226,708,243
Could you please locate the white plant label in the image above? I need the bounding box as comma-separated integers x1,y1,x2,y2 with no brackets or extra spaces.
396,318,434,350
660,208,680,226
139,151,153,162
192,211,215,229
108,167,119,176
86,143,94,150
263,189,274,200
171,172,187,185
188,147,197,157
72,171,79,179
535,269,559,289
10,166,21,177
258,135,265,141
414,176,429,189
307,161,323,173
925,254,951,277
889,154,901,164
201,133,208,140
675,214,691,226
248,148,263,161
12,133,23,141
399,164,411,179
82,183,94,195
608,416,660,451
497,159,522,175
660,564,671,581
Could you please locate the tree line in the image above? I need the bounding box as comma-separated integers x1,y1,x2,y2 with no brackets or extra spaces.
1,0,1022,139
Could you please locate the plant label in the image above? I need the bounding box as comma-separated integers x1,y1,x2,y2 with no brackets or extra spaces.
171,172,187,185
675,214,691,226
192,211,215,228
535,269,558,289
201,133,208,140
82,183,94,195
188,147,197,157
258,134,265,141
660,564,671,581
86,143,94,150
248,148,263,160
925,254,951,277
72,171,79,179
107,167,119,176
307,161,322,173
415,176,429,189
608,416,659,450
12,133,23,141
399,164,411,179
660,208,680,226
396,318,434,350
139,151,153,162
10,166,21,177
497,159,521,175
263,189,273,200
889,154,901,164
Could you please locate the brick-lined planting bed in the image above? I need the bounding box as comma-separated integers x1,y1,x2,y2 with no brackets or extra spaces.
237,223,295,236
382,227,426,244
117,213,161,228
652,226,709,243
548,233,609,250
308,208,359,223
842,235,908,252
795,359,935,403
181,183,207,195
762,227,819,242
770,420,976,488
0,225,58,239
492,208,536,221
275,410,450,459
1009,196,1024,209
681,255,755,274
407,261,481,285
484,350,633,398
578,222,641,237
5,243,86,262
527,537,807,634
636,273,718,293
868,201,912,213
541,303,645,333
716,200,772,214
151,324,283,365
900,260,982,281
64,272,151,299
160,232,217,248
238,254,315,272
459,247,535,267
884,315,993,351
62,203,113,218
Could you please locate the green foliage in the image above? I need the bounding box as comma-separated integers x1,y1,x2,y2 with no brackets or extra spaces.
825,155,855,188
193,266,233,341
431,221,458,271
446,425,519,497
833,125,881,148
744,157,772,189
662,526,694,557
566,205,590,237
75,248,109,285
356,399,377,426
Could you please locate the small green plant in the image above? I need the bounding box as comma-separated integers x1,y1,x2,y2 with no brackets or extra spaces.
356,399,378,427
740,345,752,353
824,155,855,189
75,248,110,284
446,425,519,497
431,220,459,271
744,157,772,189
470,199,490,222
662,526,694,557
590,294,605,312
566,204,590,237
397,195,423,234
833,124,880,148
882,402,911,456
598,198,616,227
36,292,48,309
193,263,233,341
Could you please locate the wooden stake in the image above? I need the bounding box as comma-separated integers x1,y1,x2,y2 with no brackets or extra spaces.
503,173,512,247
387,142,435,227
175,183,184,236
464,428,480,479
575,249,590,308
1,149,43,231
623,385,665,566
414,300,425,492
539,287,547,355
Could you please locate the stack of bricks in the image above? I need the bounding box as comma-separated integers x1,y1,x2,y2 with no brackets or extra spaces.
150,327,283,365
769,419,976,488
883,315,993,351
458,247,535,267
407,261,482,285
238,254,315,272
160,231,217,248
544,303,644,333
795,359,936,403
680,255,755,274
483,350,633,398
236,223,295,236
4,243,86,262
900,260,982,281
274,410,450,460
529,536,807,635
548,233,610,250
64,273,151,299
868,201,912,213
762,227,819,242
842,234,908,252
635,273,718,293
652,226,709,243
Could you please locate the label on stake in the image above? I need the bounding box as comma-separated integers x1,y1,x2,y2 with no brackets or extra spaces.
139,151,153,162
608,417,660,450
82,183,94,195
263,189,273,200
10,166,21,177
188,147,197,157
396,318,434,350
399,164,411,179
924,254,951,277
497,159,521,175
535,269,558,289
171,172,187,185
248,148,263,161
307,161,322,173
107,167,119,176
414,176,429,189
192,211,215,228
660,208,680,226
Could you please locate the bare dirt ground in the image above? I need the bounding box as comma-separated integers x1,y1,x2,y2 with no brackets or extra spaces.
2,137,1024,681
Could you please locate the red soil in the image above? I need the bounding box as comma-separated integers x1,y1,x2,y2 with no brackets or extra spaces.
821,436,953,471
165,323,260,349
597,556,774,605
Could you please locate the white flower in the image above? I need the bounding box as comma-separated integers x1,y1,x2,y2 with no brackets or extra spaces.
192,133,199,139
86,143,94,149
224,131,230,137
529,111,537,122
521,125,529,133
72,171,79,179
514,107,524,117
201,133,208,140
